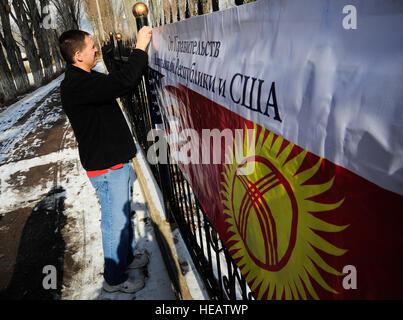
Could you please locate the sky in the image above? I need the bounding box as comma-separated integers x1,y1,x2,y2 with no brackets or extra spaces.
81,14,94,34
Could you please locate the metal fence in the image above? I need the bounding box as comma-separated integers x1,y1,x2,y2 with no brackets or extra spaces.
101,0,255,300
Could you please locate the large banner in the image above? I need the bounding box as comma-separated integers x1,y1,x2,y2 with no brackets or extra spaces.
148,0,403,299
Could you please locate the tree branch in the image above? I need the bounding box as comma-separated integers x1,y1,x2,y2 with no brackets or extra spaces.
8,8,19,25
0,31,5,47
22,0,32,20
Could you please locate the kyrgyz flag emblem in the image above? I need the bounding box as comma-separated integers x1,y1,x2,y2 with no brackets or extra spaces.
221,123,349,300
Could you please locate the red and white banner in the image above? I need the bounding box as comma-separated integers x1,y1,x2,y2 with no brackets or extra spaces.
149,0,403,299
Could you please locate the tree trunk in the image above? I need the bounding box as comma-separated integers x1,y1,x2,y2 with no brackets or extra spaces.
0,43,17,103
49,29,63,74
52,0,80,31
12,0,44,87
68,0,80,29
178,0,186,21
201,0,212,14
26,0,53,82
148,0,161,27
0,0,30,93
162,0,171,24
171,0,178,22
227,0,236,8
0,83,4,107
188,0,198,17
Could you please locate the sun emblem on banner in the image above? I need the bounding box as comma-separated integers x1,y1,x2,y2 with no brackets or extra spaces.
221,123,349,300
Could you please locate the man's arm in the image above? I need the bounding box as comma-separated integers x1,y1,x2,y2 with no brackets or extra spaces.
75,27,152,105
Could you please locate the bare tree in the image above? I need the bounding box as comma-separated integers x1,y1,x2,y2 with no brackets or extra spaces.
115,0,126,35
202,0,212,13
50,0,81,31
0,40,17,102
122,0,138,35
38,0,65,75
11,0,43,87
0,0,30,93
49,28,63,73
25,0,53,81
83,0,104,46
83,0,122,43
0,0,80,106
99,0,118,36
178,0,186,21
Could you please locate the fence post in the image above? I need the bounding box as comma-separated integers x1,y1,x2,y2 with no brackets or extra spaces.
132,2,149,29
109,32,114,50
116,33,123,59
132,3,175,223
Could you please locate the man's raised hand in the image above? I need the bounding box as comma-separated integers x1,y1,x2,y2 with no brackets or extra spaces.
136,26,152,52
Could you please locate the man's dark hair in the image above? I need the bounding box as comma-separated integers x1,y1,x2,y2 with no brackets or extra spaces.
59,30,90,64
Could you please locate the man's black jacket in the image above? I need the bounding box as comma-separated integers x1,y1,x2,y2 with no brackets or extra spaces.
60,49,148,171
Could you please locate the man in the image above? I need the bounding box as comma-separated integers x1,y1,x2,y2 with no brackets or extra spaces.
59,27,152,294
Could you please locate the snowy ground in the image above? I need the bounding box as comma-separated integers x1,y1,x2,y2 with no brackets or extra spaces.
0,62,176,300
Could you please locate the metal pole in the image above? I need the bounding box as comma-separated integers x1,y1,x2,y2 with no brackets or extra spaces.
132,3,174,222
132,2,149,29
116,33,123,59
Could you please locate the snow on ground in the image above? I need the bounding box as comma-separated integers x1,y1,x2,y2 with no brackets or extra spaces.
0,148,78,214
0,62,177,300
1,74,64,132
59,156,176,300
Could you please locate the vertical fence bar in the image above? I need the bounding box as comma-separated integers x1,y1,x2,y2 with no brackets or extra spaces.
179,171,192,234
185,180,197,237
167,151,181,222
224,256,236,300
203,215,215,296
116,33,123,59
178,169,193,244
195,200,205,260
211,225,224,299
